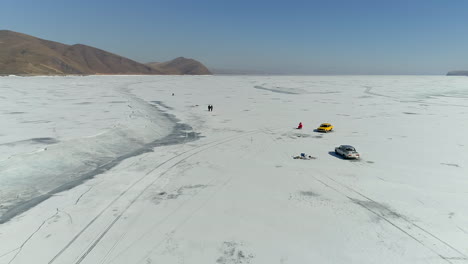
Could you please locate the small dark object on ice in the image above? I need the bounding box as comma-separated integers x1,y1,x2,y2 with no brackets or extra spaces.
293,153,316,160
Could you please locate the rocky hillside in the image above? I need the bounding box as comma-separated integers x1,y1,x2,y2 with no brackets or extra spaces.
146,57,211,75
0,30,210,75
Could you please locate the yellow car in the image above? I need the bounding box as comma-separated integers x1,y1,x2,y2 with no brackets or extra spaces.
317,123,334,133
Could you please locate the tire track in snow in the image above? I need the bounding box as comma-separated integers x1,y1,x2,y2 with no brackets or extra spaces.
0,248,20,260
325,175,467,261
74,130,264,264
121,129,282,264
48,129,263,264
134,175,235,264
310,173,467,263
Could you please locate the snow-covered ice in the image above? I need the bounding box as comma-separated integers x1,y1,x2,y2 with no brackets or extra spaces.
0,75,467,263
0,76,182,223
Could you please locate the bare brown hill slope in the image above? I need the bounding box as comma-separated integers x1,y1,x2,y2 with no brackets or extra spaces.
0,30,210,75
146,57,211,75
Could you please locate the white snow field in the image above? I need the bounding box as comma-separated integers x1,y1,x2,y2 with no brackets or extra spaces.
0,75,467,264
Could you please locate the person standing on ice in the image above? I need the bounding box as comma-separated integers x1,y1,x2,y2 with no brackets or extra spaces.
297,122,303,129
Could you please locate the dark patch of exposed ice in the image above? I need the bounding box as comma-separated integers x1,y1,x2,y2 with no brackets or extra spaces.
151,101,174,110
441,163,460,168
0,137,59,146
31,137,59,144
254,85,300,95
300,191,319,197
350,198,403,221
0,103,201,224
153,185,208,205
20,120,51,124
216,241,254,264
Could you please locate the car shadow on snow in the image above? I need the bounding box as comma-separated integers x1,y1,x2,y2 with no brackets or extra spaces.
328,151,345,159
314,129,333,133
328,151,361,162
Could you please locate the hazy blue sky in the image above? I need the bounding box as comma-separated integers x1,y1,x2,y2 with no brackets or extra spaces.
2,0,468,74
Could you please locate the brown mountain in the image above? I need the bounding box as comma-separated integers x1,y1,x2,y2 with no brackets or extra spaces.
146,57,211,75
0,30,210,75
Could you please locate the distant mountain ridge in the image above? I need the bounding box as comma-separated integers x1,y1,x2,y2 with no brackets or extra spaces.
146,57,211,75
447,71,468,76
0,30,210,75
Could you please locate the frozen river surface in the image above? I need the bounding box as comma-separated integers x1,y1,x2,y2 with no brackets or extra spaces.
0,75,467,264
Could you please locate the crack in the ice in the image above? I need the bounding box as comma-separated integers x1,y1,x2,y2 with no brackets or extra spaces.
58,208,73,224
8,210,59,264
75,187,94,205
254,85,301,95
